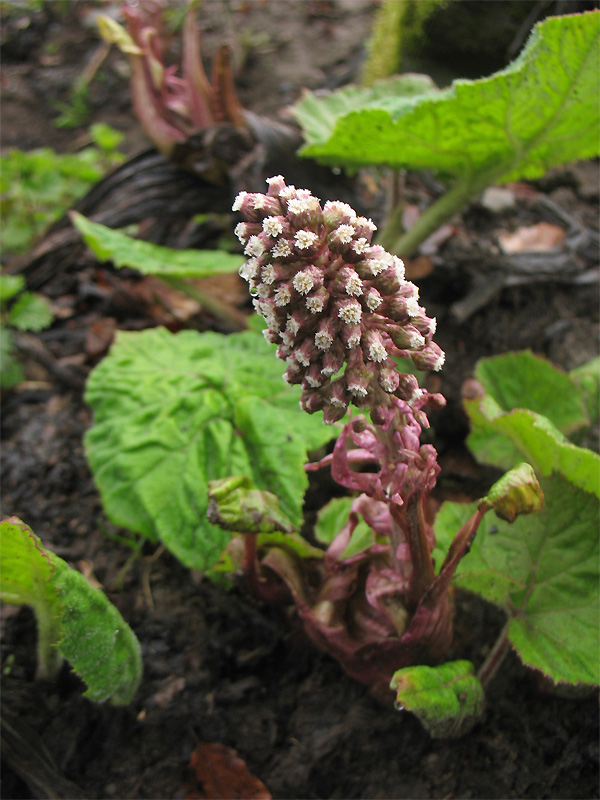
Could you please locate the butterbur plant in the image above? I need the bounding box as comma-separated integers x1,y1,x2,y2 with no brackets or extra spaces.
226,176,545,713
83,173,597,734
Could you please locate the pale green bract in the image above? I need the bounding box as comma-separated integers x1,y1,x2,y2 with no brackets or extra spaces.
293,12,600,181
390,660,485,739
85,328,337,571
0,518,142,703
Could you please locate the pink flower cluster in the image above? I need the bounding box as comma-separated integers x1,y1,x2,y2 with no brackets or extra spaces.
233,176,445,424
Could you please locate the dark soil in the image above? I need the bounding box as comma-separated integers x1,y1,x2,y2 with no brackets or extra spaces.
1,2,599,799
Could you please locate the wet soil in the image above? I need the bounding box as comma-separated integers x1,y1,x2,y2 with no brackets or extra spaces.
1,2,599,799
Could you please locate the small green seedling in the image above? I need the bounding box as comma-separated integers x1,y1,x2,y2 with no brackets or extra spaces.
0,274,53,388
0,124,124,257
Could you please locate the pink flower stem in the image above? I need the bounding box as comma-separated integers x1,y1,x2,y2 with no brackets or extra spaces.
395,493,436,612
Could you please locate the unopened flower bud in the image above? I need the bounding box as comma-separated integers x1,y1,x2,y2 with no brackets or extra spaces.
294,229,319,252
337,299,362,325
266,175,287,196
271,238,294,260
303,363,326,389
301,390,327,413
380,295,411,323
411,342,446,372
363,287,383,311
363,330,388,363
233,191,280,221
331,266,363,297
273,284,292,307
287,195,322,231
346,361,372,399
314,317,337,351
328,379,349,409
305,286,330,314
373,265,403,296
321,341,345,377
396,373,422,404
390,324,426,351
294,338,319,367
244,235,268,259
411,312,437,339
286,309,312,338
341,324,362,349
327,224,355,253
262,215,289,238
322,200,357,231
379,364,400,394
293,266,322,296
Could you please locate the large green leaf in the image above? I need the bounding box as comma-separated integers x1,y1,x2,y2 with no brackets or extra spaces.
474,351,589,434
570,357,600,424
465,402,600,497
293,11,600,181
0,518,142,703
434,474,599,685
71,211,243,278
85,328,336,571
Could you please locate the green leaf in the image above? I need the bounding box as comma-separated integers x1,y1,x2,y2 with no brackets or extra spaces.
0,518,142,702
570,357,600,424
89,122,125,153
434,474,599,685
480,462,544,523
0,326,24,389
71,212,244,279
8,291,54,332
474,351,589,434
293,11,600,181
390,660,485,738
85,328,336,571
0,274,25,303
0,517,64,679
465,401,600,497
314,496,375,558
49,549,142,704
432,501,524,605
207,475,295,534
293,74,438,150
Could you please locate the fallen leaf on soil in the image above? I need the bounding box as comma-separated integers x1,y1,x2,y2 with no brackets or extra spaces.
498,222,566,254
151,675,186,708
480,186,516,212
85,317,117,358
404,255,434,280
131,276,202,322
183,742,271,800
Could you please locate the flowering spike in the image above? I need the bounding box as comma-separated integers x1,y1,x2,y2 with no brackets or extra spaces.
234,176,445,414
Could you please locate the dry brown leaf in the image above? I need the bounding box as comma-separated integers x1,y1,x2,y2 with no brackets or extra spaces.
498,222,566,254
85,317,117,358
183,742,271,800
404,255,434,280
